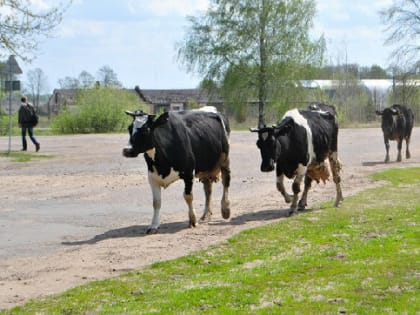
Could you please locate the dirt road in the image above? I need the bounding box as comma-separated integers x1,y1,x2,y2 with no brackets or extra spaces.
1,128,419,309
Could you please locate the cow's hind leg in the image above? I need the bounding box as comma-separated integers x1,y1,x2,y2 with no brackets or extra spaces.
298,174,312,210
183,175,197,228
405,136,411,159
200,178,213,222
397,138,403,162
220,155,231,219
329,152,343,207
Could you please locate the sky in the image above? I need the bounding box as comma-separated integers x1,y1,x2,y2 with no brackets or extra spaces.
16,0,396,93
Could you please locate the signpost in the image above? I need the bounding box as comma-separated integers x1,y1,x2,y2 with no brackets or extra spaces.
5,55,22,153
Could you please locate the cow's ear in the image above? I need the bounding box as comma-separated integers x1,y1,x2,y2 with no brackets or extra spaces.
375,110,383,116
153,112,169,128
125,110,135,117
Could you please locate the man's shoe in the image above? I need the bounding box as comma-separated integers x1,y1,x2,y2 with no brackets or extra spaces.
35,143,40,152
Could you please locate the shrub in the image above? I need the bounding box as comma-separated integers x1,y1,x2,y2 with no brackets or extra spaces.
51,88,144,134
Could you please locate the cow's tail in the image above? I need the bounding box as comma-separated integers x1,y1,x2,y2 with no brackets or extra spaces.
218,113,230,139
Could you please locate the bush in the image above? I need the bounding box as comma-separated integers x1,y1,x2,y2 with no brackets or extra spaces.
0,109,18,136
51,88,144,134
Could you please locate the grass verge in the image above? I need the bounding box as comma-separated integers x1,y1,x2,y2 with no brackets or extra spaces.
0,152,54,162
2,168,420,314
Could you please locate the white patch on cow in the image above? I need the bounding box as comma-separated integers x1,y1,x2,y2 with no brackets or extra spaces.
261,132,269,141
194,105,229,139
283,109,315,162
296,163,307,176
145,148,156,160
149,167,180,188
193,105,218,113
132,115,148,135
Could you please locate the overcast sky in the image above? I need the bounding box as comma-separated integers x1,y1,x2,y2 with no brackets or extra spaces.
18,0,395,92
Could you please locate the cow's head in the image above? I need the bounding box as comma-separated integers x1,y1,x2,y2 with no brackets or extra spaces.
376,106,399,134
250,117,293,172
123,110,156,158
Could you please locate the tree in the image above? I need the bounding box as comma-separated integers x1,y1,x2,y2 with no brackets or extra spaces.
380,0,420,67
96,65,122,88
178,0,325,127
58,76,80,89
25,67,49,108
0,0,71,61
78,71,95,89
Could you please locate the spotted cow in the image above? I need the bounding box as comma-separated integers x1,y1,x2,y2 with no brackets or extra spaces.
251,106,343,214
123,106,231,234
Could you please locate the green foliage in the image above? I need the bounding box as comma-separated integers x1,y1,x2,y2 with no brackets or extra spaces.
5,168,420,314
50,88,143,134
178,0,325,126
0,0,69,62
0,111,18,136
0,152,53,162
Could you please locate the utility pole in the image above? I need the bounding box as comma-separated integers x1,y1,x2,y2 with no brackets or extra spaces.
5,55,22,154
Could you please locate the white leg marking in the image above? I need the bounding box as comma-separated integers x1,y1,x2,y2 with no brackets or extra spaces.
148,173,162,232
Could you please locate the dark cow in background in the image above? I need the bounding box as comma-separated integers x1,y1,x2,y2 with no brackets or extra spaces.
123,106,231,234
251,104,343,214
375,104,414,163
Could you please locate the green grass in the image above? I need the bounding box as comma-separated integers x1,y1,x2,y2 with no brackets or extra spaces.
0,151,54,162
2,168,420,314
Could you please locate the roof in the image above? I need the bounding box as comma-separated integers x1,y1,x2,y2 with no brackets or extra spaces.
139,89,221,104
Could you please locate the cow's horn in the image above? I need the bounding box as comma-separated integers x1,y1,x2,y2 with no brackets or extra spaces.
125,110,135,116
249,127,259,132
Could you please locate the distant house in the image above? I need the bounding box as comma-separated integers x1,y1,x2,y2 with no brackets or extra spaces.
48,86,223,115
133,86,223,113
43,79,419,116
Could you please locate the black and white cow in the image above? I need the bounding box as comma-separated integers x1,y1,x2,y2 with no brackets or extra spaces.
123,106,231,234
375,104,414,163
251,107,343,214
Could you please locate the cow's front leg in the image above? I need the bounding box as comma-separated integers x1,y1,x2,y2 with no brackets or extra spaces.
329,152,344,207
147,177,161,234
298,174,312,210
183,175,197,228
200,178,212,222
220,155,231,219
396,138,403,162
276,174,293,203
290,173,304,215
384,137,390,163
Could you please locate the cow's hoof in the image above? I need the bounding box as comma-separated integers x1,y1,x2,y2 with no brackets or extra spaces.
298,200,307,210
200,211,212,222
287,208,298,217
146,228,159,235
298,204,306,211
284,194,293,204
221,206,230,219
189,221,197,228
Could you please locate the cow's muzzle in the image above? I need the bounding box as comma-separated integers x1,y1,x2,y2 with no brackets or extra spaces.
122,146,138,158
260,161,275,172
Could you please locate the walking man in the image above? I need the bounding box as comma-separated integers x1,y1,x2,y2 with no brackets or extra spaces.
18,96,40,152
